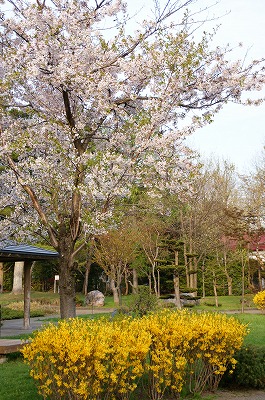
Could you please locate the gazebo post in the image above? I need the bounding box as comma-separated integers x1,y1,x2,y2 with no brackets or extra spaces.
23,261,32,329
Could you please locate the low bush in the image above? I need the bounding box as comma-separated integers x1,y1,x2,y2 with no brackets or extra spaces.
22,310,247,400
2,307,44,319
130,286,159,316
2,301,57,319
221,345,265,389
203,302,222,307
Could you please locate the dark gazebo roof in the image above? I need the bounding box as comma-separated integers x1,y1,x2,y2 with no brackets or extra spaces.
0,244,59,262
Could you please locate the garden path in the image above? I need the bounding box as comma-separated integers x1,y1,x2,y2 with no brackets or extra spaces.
212,389,265,399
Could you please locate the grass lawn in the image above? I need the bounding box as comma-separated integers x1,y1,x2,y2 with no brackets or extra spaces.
195,294,255,311
0,359,42,400
232,313,265,348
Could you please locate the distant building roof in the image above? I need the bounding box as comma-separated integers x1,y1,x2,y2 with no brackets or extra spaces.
0,244,59,262
223,234,265,252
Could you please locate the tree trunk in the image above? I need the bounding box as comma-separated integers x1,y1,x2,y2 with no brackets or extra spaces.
110,278,119,304
59,263,76,319
58,233,77,319
124,268,129,296
132,268,138,294
83,239,94,295
0,262,3,293
157,269,160,298
258,267,262,291
222,252,233,295
213,271,219,307
83,258,92,296
183,242,189,288
226,275,233,296
202,262,205,299
12,261,24,295
151,262,158,297
173,274,182,309
193,257,198,292
174,251,181,309
241,254,245,314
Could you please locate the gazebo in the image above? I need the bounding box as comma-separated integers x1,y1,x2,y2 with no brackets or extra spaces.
0,244,59,329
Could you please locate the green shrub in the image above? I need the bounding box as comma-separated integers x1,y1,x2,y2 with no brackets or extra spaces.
130,286,159,316
1,306,45,319
221,345,265,389
204,302,222,307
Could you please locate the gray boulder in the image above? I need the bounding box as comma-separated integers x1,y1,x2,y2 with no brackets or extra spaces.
85,290,105,307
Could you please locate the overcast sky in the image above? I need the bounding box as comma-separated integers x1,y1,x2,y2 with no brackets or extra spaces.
128,0,265,173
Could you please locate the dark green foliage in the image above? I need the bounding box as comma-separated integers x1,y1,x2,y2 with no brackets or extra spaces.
179,286,197,293
159,294,175,299
31,259,58,291
130,286,159,316
204,302,222,307
2,263,13,291
8,107,32,119
221,345,265,389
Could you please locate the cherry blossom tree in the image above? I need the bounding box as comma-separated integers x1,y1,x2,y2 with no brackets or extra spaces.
0,0,264,318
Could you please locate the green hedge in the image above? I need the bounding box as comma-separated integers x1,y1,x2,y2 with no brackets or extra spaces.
221,345,265,389
1,307,44,320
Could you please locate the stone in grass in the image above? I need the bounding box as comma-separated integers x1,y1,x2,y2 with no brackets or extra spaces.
85,290,105,307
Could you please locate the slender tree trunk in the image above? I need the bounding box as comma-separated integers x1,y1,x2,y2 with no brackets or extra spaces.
213,271,219,307
173,274,182,309
157,269,160,298
193,257,198,294
151,262,158,297
0,262,3,293
202,261,206,298
258,267,262,291
83,239,94,295
83,264,91,296
12,261,24,295
241,254,245,314
124,268,129,296
174,251,182,309
110,278,119,304
183,242,189,288
132,268,138,294
226,274,233,295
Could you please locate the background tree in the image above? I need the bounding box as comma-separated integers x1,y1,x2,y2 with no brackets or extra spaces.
240,153,265,290
93,224,136,305
134,216,167,297
177,160,242,295
0,0,264,318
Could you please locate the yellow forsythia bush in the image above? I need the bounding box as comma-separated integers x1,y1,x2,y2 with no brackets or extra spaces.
142,310,247,398
22,317,151,400
253,290,265,310
183,312,247,394
22,311,247,400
